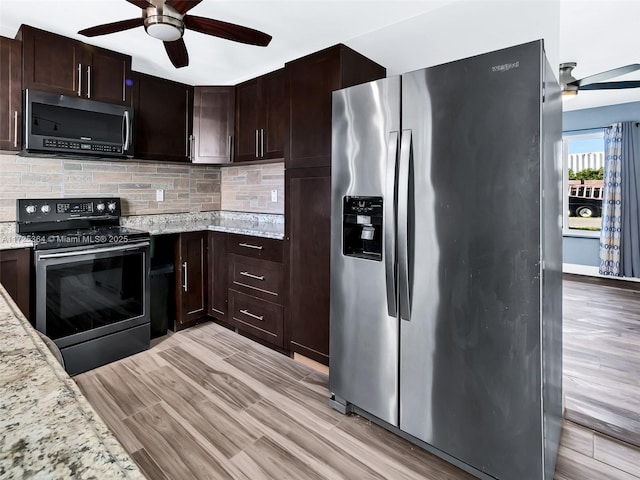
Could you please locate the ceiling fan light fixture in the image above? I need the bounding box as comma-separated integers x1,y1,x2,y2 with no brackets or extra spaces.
144,15,184,41
559,62,579,99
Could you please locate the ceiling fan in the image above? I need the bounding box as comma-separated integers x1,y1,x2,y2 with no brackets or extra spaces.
559,62,640,97
78,0,272,68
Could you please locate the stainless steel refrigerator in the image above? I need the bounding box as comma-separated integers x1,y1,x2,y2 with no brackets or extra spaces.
329,40,562,480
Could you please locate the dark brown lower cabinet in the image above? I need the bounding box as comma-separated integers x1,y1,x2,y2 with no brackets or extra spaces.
175,232,207,330
207,231,228,321
225,233,284,348
0,248,32,321
285,168,331,365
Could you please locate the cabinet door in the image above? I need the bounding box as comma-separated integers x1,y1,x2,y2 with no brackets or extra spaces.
234,78,261,162
176,232,207,327
0,37,21,151
132,72,193,162
21,25,84,98
0,248,31,322
262,68,287,160
193,86,235,164
286,168,331,364
287,50,340,169
207,231,228,320
83,45,132,106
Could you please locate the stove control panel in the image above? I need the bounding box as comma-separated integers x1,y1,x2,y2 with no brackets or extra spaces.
17,197,122,224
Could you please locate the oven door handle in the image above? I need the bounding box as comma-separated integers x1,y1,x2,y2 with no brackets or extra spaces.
37,241,150,259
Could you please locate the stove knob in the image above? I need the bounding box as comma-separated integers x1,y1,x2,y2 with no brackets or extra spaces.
107,201,117,212
40,204,51,214
25,205,36,214
96,203,106,212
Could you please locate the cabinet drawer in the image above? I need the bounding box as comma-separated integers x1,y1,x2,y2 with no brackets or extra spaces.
227,234,283,263
229,255,283,303
229,289,283,347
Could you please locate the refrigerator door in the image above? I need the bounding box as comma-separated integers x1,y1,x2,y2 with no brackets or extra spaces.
399,41,547,479
330,76,401,426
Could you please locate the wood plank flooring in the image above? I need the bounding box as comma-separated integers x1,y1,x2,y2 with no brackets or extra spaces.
73,276,640,480
563,276,640,448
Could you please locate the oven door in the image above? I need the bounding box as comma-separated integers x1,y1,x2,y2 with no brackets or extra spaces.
34,241,150,349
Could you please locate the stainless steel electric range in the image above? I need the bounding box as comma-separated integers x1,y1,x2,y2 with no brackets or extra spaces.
16,197,151,375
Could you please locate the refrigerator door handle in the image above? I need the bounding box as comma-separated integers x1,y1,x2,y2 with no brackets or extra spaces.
398,129,412,321
385,131,399,317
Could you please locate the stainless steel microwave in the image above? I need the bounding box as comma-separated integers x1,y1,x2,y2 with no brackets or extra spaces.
24,89,134,158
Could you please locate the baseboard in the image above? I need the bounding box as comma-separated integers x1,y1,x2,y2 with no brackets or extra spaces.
562,263,640,283
293,353,329,375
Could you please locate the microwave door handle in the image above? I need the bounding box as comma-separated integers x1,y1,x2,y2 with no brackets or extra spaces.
122,111,131,151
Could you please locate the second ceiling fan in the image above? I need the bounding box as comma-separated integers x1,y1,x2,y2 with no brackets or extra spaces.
78,0,272,68
560,62,640,97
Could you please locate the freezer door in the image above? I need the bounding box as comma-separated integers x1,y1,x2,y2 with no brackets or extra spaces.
329,76,401,426
399,41,548,479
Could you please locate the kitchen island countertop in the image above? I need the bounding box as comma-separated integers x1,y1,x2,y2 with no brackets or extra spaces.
0,285,145,479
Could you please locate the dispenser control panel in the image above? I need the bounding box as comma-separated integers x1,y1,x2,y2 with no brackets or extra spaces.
343,196,383,261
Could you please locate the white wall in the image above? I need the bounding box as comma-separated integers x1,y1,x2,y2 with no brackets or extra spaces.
346,0,560,78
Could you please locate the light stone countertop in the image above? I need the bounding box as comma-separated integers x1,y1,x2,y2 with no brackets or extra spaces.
0,222,33,249
0,286,145,479
0,211,284,250
123,210,285,240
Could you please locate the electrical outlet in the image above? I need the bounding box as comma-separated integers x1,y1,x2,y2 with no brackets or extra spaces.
156,189,164,202
271,190,277,202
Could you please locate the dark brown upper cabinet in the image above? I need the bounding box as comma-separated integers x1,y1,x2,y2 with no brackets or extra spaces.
286,44,386,170
131,71,194,162
0,36,22,151
235,68,287,162
192,86,235,164
18,25,132,106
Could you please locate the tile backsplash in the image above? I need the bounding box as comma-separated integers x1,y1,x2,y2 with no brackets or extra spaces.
0,153,220,221
0,153,285,222
221,162,284,214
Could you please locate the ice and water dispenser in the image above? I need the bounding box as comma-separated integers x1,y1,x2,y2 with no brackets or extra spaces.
342,196,383,261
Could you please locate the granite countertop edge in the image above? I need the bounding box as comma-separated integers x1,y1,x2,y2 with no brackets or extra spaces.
122,211,285,240
0,286,145,479
0,211,284,249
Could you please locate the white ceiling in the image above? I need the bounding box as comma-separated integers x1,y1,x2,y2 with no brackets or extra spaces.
1,0,638,113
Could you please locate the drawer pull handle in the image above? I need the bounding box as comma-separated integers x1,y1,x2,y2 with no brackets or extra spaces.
240,309,264,321
240,271,265,281
239,243,263,250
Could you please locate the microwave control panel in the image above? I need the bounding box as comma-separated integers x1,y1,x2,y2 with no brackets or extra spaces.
43,138,122,154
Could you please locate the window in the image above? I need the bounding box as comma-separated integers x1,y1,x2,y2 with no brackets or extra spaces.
562,130,605,236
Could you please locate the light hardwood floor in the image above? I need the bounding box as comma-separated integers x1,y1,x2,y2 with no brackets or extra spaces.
563,276,640,448
74,278,640,480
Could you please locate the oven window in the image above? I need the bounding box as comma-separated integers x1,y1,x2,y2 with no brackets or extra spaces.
45,251,144,340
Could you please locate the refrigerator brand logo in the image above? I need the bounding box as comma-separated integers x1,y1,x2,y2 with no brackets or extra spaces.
491,61,520,72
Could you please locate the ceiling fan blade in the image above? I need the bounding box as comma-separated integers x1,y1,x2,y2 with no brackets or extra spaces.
184,15,272,46
126,0,152,9
166,0,203,15
579,81,640,90
164,38,189,68
574,64,640,87
79,18,144,37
